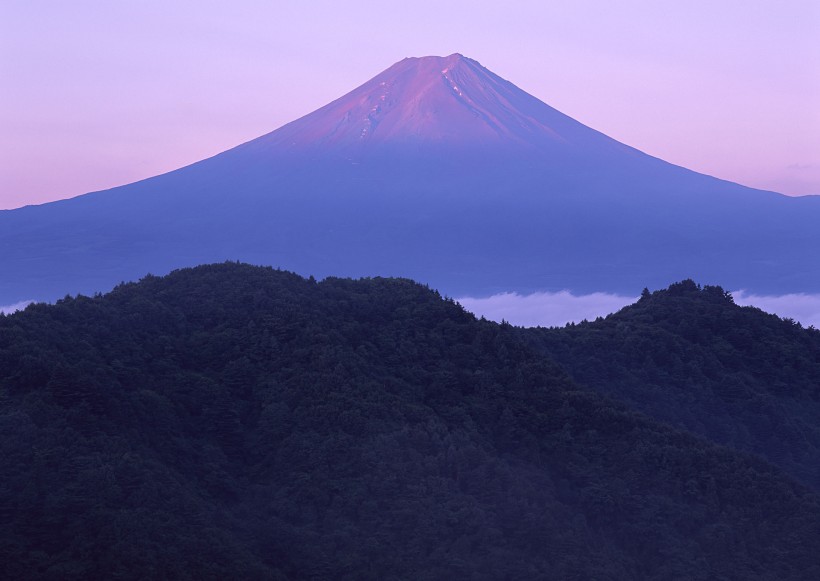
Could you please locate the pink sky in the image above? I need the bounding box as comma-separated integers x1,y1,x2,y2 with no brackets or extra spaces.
2,1,818,209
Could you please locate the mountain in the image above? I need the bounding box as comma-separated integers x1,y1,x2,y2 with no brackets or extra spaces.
3,54,819,305
2,263,820,579
522,280,820,491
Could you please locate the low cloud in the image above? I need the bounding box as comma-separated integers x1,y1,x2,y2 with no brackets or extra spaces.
458,289,820,330
457,291,636,328
0,300,33,315
4,290,819,330
733,291,820,329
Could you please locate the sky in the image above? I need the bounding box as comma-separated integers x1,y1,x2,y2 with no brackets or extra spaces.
2,1,819,210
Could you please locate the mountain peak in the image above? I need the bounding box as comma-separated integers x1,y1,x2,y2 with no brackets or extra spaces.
244,53,592,158
410,52,468,72
405,52,466,64
5,54,816,309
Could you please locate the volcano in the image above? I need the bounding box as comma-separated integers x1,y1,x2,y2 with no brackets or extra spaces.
2,54,819,305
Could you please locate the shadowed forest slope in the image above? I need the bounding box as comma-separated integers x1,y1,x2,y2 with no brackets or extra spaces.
1,264,819,580
522,280,820,491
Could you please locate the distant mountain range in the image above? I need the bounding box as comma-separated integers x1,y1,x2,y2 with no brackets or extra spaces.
2,54,818,305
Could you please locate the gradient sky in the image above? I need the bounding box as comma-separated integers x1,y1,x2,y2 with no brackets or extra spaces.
2,1,819,210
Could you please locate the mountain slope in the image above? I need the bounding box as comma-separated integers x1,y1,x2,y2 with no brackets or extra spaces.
237,53,639,156
2,55,819,305
2,264,820,579
522,280,820,490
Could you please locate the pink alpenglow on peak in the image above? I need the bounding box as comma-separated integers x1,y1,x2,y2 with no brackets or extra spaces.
244,54,622,159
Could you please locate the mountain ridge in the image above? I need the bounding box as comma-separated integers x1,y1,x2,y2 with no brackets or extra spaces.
522,279,820,490
2,263,820,579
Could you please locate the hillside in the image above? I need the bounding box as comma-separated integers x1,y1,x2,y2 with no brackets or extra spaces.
523,280,820,491
1,264,819,579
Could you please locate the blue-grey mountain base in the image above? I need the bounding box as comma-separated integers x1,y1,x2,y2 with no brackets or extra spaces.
2,54,817,305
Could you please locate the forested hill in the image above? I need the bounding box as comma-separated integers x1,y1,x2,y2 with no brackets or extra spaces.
522,279,820,491
2,264,820,579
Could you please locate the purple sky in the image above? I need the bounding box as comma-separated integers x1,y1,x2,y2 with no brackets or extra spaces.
2,1,819,210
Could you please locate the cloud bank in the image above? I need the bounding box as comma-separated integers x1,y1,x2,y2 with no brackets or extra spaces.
733,291,820,329
3,290,819,330
457,291,637,328
0,300,33,315
458,290,820,329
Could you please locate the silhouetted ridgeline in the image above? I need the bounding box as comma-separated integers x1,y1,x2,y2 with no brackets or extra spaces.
1,264,819,579
522,279,820,491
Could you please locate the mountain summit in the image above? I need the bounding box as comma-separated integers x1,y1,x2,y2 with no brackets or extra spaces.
247,54,617,157
2,55,819,304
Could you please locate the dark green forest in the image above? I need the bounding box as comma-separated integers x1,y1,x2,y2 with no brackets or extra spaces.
1,264,819,580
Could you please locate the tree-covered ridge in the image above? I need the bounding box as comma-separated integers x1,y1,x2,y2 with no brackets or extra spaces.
1,265,819,579
523,279,820,490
